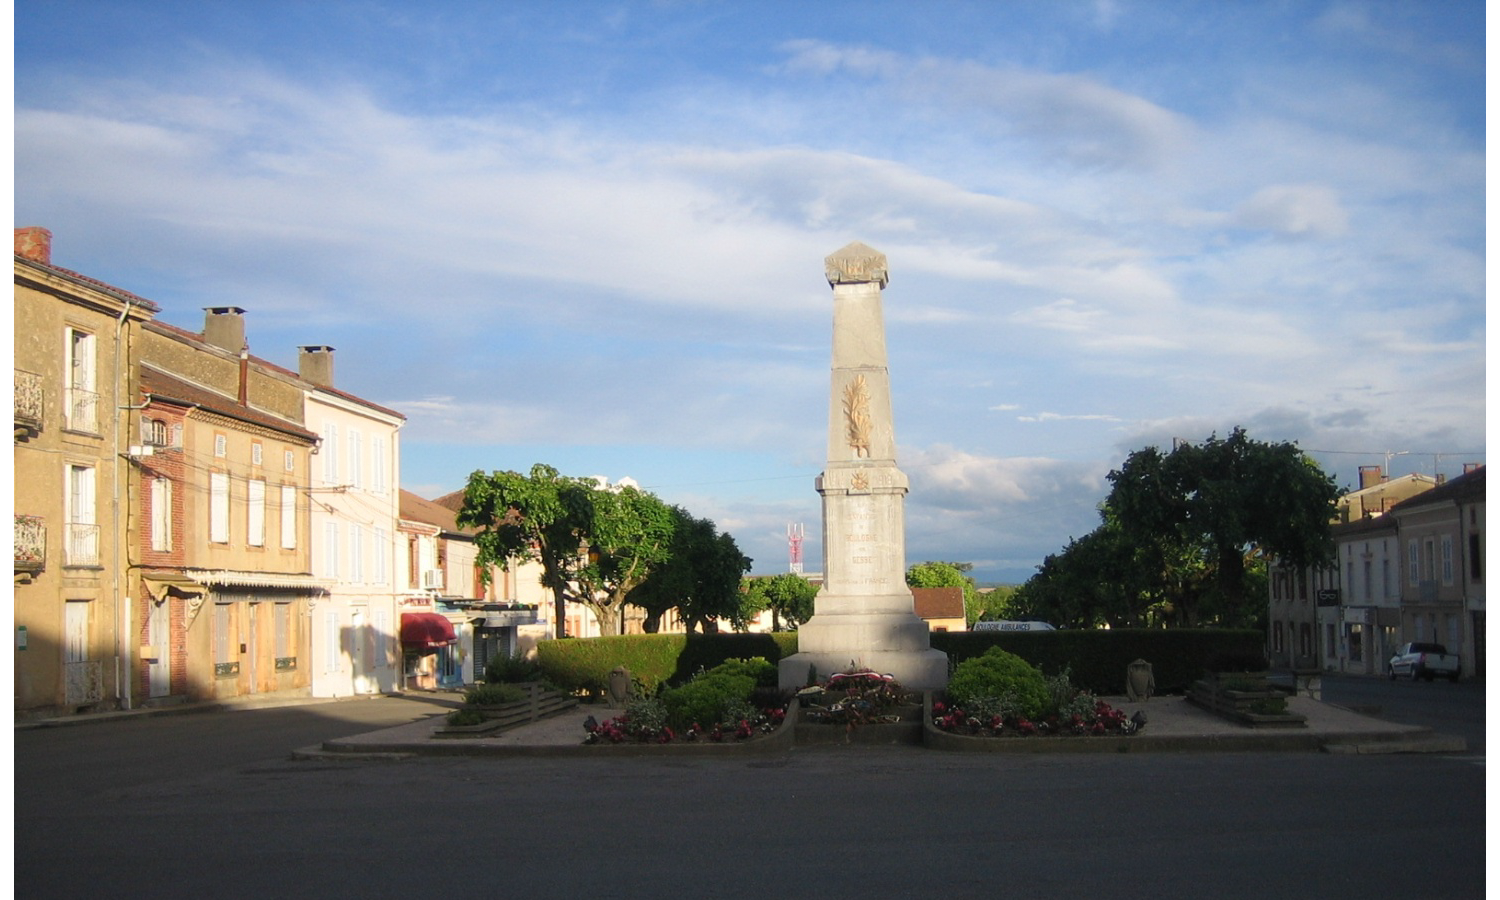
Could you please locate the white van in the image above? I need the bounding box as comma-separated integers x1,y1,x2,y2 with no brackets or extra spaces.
971,620,1057,632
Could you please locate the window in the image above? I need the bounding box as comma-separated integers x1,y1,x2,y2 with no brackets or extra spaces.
372,527,389,585
142,418,168,446
214,434,227,458
1272,621,1284,653
1348,624,1363,662
210,472,230,543
64,328,98,433
1470,533,1483,581
1408,540,1420,586
252,442,263,467
1382,558,1390,599
323,522,340,579
1362,560,1372,601
280,485,297,549
348,429,363,490
275,603,293,660
150,477,172,552
372,436,387,495
322,423,339,485
1440,536,1454,585
214,604,233,667
248,479,266,547
349,524,364,583
65,464,99,565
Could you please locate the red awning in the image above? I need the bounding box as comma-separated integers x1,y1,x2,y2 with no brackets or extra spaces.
400,612,457,650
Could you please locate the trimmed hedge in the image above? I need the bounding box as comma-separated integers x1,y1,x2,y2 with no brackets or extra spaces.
536,632,800,696
535,628,1257,696
929,629,1263,695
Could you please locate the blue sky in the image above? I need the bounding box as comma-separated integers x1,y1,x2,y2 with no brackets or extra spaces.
13,1,1487,583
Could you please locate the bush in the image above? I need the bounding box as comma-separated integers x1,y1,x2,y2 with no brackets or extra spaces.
463,683,525,706
703,656,778,688
931,628,1263,694
484,652,541,684
446,709,485,727
536,633,803,696
661,673,756,731
537,634,687,695
946,647,1050,721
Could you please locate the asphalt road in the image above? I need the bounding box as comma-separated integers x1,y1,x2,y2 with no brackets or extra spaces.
13,685,1486,900
1315,673,1485,753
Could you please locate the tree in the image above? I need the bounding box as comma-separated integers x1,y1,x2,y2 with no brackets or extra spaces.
628,508,753,633
457,463,676,637
905,561,983,626
1014,428,1339,629
742,573,818,632
1107,427,1339,625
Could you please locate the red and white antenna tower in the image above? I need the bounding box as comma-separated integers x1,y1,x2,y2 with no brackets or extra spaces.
787,523,805,574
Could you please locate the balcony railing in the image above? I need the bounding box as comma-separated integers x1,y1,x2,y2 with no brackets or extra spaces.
64,660,104,706
65,386,100,435
14,515,45,573
64,523,100,567
14,369,42,435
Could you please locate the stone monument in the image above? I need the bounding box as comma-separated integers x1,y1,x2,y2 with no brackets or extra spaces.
778,242,950,691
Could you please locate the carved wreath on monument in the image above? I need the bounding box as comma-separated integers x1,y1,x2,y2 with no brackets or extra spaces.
843,375,872,458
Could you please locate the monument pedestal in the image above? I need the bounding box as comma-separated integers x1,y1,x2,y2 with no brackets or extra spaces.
779,605,950,690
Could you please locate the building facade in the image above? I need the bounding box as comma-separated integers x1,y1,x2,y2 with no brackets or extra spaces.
14,227,159,715
133,316,324,703
1390,466,1484,679
301,347,406,698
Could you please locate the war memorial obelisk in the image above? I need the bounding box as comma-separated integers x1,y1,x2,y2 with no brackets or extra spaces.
778,242,949,691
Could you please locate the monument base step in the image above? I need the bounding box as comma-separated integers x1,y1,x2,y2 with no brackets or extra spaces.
779,648,949,692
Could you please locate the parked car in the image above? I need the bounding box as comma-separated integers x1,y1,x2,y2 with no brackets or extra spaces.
1388,642,1460,682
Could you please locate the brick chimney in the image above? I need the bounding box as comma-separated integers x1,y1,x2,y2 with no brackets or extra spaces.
14,227,52,264
1358,465,1385,490
298,345,335,388
203,307,247,353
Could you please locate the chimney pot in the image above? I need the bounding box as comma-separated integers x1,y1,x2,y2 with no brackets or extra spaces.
14,227,52,264
299,345,336,388
203,306,248,353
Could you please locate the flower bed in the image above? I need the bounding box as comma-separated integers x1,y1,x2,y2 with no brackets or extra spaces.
584,704,787,745
931,696,1140,738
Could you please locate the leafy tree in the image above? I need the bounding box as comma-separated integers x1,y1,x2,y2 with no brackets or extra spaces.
742,573,818,631
457,464,676,637
905,561,983,626
1015,428,1338,629
1107,427,1338,624
628,508,752,633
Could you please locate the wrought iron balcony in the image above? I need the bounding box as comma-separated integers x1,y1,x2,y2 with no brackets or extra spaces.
64,522,100,567
14,514,45,573
65,386,100,435
14,369,43,436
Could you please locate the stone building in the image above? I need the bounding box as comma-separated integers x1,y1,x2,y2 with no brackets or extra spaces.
13,227,158,715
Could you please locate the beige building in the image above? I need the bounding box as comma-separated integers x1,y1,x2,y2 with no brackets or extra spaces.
134,311,324,703
14,227,159,715
1390,466,1484,679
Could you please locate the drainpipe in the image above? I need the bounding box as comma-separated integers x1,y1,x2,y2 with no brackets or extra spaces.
113,299,134,710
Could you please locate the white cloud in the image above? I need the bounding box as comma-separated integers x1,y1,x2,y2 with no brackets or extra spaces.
1232,184,1350,239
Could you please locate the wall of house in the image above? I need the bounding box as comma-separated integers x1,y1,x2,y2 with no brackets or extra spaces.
13,261,150,714
307,393,403,697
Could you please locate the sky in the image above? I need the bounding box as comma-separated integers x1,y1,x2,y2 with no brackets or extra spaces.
12,1,1487,584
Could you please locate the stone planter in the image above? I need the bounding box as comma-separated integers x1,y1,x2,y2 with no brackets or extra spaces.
433,682,578,739
1187,673,1306,729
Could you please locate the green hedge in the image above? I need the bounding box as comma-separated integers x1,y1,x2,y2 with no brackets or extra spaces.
536,632,800,695
537,629,1259,696
929,629,1263,695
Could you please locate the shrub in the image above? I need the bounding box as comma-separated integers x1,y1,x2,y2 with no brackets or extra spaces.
705,656,778,688
484,652,541,684
463,683,525,706
446,709,485,727
659,666,757,731
946,647,1050,721
537,634,687,695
